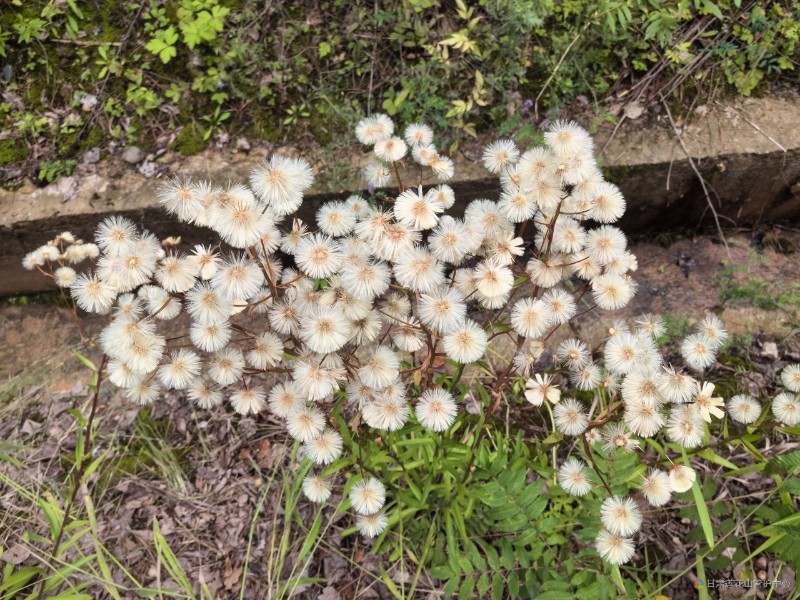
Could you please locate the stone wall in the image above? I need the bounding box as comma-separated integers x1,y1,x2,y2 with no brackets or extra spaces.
2,96,799,296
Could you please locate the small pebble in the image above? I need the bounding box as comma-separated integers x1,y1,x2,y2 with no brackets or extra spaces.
122,146,144,164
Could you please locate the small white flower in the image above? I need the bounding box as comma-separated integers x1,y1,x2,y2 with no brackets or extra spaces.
668,464,696,493
524,374,561,406
300,305,351,354
158,350,201,389
588,182,626,223
292,355,344,401
693,382,725,422
267,381,305,418
95,215,138,256
211,254,264,301
54,266,77,287
656,366,698,404
556,338,590,370
363,162,392,187
71,273,117,313
474,259,514,299
247,332,284,370
418,287,467,334
249,156,313,215
362,393,410,431
189,244,219,280
601,422,640,454
393,246,445,293
358,347,400,391
295,233,343,279
187,379,223,409
356,114,393,145
429,155,454,181
544,120,593,157
208,347,245,386
317,201,357,237
126,379,161,405
510,298,552,339
666,408,705,448
591,273,635,310
697,315,728,349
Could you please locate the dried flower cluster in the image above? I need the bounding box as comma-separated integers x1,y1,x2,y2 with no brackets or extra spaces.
23,115,799,561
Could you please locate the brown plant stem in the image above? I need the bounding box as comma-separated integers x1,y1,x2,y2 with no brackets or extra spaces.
582,433,613,495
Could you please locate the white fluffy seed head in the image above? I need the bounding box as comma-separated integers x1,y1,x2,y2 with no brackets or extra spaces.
668,464,696,493
267,382,305,418
511,298,553,339
727,394,760,424
302,475,332,503
415,388,458,432
230,386,267,415
442,320,488,364
781,364,800,393
553,398,589,436
773,392,800,426
681,333,718,371
595,529,635,565
249,156,313,214
349,477,386,515
600,496,643,537
357,512,388,538
404,122,433,147
158,350,201,389
482,139,519,174
557,459,592,496
641,469,672,507
304,428,343,465
286,406,326,443
394,188,443,230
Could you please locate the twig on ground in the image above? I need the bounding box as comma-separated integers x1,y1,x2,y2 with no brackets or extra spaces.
660,97,731,259
720,103,788,153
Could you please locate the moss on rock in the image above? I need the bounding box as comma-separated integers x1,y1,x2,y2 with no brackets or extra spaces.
0,139,28,166
171,123,206,156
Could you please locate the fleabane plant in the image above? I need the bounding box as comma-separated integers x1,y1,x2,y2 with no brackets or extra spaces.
25,115,796,568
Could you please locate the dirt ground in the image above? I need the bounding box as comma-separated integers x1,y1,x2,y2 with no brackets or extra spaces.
1,229,799,599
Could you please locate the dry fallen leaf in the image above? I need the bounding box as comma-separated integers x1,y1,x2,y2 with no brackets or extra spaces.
624,102,644,120
2,543,31,565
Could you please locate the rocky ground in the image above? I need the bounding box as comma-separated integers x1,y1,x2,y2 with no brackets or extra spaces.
1,229,799,599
